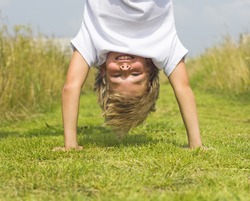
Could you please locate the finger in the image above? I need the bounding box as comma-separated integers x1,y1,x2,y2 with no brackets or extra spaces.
52,147,66,152
77,146,83,150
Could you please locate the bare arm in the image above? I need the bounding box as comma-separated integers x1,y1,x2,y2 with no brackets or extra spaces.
58,49,89,150
168,59,202,148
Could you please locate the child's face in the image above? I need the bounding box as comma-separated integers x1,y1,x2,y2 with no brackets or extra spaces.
105,52,149,96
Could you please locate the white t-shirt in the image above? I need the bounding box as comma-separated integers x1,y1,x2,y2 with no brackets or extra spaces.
71,0,188,77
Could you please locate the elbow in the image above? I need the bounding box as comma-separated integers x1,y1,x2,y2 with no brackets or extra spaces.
173,83,195,100
62,82,82,94
172,81,192,95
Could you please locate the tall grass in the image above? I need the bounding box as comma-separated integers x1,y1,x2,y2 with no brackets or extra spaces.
0,25,70,122
187,36,250,96
1,27,249,123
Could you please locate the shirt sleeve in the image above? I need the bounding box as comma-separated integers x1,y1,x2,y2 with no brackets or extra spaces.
70,22,97,67
164,34,188,77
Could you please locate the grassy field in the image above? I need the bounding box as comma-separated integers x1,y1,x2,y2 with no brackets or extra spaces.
0,25,249,200
0,25,70,122
0,83,249,201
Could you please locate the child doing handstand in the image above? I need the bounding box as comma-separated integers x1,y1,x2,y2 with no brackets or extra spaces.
56,0,203,150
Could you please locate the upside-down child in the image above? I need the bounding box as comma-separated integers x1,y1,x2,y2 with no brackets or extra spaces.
55,0,203,151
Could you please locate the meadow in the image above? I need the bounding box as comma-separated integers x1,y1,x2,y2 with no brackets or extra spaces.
0,25,70,122
0,26,249,201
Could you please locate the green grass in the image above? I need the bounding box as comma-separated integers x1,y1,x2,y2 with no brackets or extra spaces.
1,24,249,200
0,83,249,201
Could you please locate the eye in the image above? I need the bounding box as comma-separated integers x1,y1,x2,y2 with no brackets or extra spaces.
131,72,141,76
111,74,121,78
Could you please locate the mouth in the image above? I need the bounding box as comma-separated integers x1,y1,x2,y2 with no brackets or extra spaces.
115,54,135,61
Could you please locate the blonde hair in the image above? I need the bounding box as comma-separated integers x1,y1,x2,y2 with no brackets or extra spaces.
94,60,159,138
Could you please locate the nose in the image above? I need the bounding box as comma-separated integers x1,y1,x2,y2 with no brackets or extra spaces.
120,64,131,71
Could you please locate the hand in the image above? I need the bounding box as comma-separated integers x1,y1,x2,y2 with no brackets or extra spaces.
199,146,215,151
183,145,215,150
52,146,83,151
188,146,215,150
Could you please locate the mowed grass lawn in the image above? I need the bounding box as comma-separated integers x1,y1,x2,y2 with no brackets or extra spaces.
0,83,249,201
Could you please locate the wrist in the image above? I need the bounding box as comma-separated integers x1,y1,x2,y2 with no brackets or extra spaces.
188,138,202,149
64,133,79,149
64,138,79,147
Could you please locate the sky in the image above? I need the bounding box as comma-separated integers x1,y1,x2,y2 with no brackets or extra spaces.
0,0,250,56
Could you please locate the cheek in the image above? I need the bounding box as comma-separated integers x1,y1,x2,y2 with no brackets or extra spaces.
106,62,118,71
132,59,147,70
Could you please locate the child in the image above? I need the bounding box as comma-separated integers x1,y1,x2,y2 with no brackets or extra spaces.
55,0,202,151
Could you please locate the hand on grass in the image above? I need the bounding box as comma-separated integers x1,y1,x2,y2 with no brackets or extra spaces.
199,146,215,150
52,146,83,152
184,145,215,150
191,146,215,151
